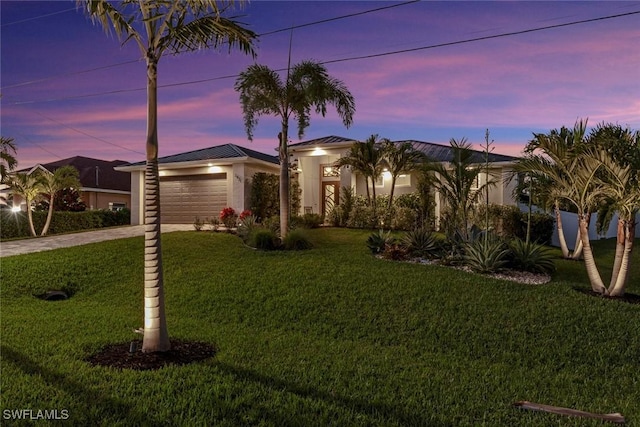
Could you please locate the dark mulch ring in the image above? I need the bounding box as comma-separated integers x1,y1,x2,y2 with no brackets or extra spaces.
574,287,640,305
85,339,217,371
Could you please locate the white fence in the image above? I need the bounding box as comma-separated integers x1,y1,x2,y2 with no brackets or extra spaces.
520,204,640,249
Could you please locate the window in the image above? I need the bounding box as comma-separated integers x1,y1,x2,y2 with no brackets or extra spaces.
109,202,127,211
322,165,340,178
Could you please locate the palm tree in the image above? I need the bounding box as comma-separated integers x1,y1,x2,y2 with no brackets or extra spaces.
382,140,425,209
7,172,43,237
588,124,639,296
39,166,82,236
78,0,256,353
334,135,386,208
1,136,18,185
235,61,355,237
425,138,492,240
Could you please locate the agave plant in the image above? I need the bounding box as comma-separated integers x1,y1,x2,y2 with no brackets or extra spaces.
402,228,438,258
464,238,510,274
508,238,556,274
367,229,395,254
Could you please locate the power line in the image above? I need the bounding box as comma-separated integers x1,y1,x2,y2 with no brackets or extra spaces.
1,1,418,91
33,111,146,156
7,9,639,106
0,6,76,27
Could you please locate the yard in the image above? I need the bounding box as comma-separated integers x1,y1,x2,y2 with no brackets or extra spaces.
1,228,639,426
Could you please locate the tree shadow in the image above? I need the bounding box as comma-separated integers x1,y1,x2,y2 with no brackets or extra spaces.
213,361,451,426
0,344,163,426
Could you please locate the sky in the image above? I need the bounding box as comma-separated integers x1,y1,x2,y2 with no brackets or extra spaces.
1,1,639,168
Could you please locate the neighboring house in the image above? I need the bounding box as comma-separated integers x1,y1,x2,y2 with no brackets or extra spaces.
4,156,131,211
116,144,279,225
288,135,520,225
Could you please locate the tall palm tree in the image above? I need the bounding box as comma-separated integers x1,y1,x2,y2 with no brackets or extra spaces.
235,61,355,237
78,0,256,353
1,136,18,185
425,138,492,240
382,140,425,209
334,135,387,208
39,166,82,236
7,172,43,237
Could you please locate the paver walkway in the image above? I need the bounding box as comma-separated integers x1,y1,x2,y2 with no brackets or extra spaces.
0,224,193,258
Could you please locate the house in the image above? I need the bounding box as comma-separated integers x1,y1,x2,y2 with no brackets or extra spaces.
288,135,520,226
116,144,279,224
5,156,131,211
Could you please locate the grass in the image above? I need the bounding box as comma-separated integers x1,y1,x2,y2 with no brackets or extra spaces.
1,228,639,426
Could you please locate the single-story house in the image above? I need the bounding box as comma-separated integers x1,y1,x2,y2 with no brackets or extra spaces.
4,156,131,211
288,135,520,225
115,144,279,224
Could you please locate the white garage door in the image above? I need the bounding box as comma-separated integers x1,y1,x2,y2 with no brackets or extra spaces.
160,173,227,223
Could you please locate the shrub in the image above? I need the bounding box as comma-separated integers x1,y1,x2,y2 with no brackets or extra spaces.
508,238,556,274
464,237,510,274
366,229,395,254
402,228,438,258
249,172,301,221
251,229,280,251
347,205,378,229
327,206,345,227
299,213,323,229
239,209,252,220
262,215,280,233
391,207,417,231
382,243,409,261
237,215,259,242
283,228,313,250
193,216,205,231
219,207,238,229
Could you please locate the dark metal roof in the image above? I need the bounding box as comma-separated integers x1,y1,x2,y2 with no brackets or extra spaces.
289,135,519,163
398,140,519,163
23,156,131,192
288,135,356,148
125,143,279,166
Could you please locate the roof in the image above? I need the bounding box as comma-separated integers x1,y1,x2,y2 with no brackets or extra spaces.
399,140,519,163
124,143,279,167
290,135,519,163
21,156,131,192
288,135,356,148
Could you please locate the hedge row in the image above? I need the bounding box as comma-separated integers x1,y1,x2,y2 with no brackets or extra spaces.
0,209,130,240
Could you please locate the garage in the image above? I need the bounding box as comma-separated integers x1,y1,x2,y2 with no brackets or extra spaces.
159,173,227,223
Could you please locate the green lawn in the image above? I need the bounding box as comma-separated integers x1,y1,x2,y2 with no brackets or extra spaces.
1,228,639,426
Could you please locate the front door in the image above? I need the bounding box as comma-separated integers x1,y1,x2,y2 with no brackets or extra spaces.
322,182,340,218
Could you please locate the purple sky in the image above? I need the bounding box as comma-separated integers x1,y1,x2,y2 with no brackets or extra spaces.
1,1,639,168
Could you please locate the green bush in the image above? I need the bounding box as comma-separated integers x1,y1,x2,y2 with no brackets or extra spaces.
282,229,313,250
252,229,280,251
508,238,556,274
464,237,510,274
391,207,417,231
237,215,259,242
347,205,377,229
366,229,395,254
402,228,438,258
298,213,323,228
0,209,130,240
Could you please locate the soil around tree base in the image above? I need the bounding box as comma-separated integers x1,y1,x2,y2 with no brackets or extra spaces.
574,287,640,305
85,339,217,370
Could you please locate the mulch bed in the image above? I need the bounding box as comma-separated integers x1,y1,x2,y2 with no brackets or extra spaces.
574,287,640,305
85,339,217,370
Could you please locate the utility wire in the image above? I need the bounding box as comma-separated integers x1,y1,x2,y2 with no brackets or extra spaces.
1,1,418,91
33,111,146,155
0,6,76,27
7,9,639,106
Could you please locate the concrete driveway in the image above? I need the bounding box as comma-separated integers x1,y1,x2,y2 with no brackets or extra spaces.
0,224,193,258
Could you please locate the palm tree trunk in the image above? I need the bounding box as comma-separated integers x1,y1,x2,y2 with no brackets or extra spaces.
608,220,635,296
555,202,570,258
41,196,54,236
26,198,37,237
608,218,626,289
142,56,170,353
279,126,290,238
571,227,583,260
388,176,397,210
578,214,606,294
